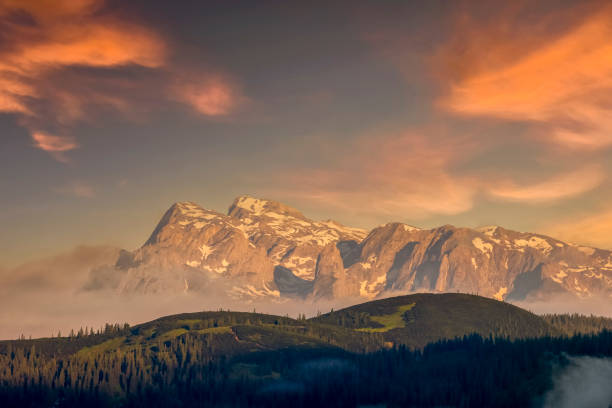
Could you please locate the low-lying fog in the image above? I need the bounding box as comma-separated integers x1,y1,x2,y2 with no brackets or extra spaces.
1,245,611,340
543,356,612,408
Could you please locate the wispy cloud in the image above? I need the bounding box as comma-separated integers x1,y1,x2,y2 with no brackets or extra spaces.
0,0,164,161
269,126,605,220
273,131,482,219
54,181,96,198
171,75,244,117
31,132,78,151
0,1,165,100
0,0,244,162
315,2,608,222
544,208,612,250
488,166,604,203
438,4,612,151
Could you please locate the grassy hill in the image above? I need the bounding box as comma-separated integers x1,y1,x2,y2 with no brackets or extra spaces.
1,293,559,357
0,310,385,360
313,293,556,348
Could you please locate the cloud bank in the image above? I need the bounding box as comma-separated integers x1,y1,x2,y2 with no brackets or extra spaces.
0,246,356,340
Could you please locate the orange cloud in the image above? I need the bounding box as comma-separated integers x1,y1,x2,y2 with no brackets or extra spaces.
544,209,612,250
0,74,35,114
0,0,166,161
488,166,605,203
271,126,604,220
9,23,163,70
172,76,243,116
31,132,78,152
276,132,482,219
31,132,78,162
0,1,164,113
439,4,612,150
0,0,245,162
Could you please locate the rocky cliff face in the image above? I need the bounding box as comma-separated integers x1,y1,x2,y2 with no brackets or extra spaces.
340,223,612,301
226,196,367,281
87,196,612,302
93,201,276,297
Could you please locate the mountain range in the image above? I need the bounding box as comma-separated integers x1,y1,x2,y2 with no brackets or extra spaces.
86,195,612,302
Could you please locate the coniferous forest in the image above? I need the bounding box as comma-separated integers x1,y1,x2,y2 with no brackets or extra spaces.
1,294,612,407
2,331,612,407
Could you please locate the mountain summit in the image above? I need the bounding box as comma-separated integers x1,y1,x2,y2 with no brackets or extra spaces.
87,196,612,302
228,195,307,219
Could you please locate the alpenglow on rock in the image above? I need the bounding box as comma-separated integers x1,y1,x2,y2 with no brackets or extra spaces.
87,196,612,302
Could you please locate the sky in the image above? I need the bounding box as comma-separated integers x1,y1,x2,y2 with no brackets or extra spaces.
2,0,612,267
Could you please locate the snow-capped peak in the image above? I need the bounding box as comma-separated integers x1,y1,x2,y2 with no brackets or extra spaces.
228,195,306,219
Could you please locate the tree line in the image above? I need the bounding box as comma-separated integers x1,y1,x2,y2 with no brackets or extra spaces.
1,328,612,407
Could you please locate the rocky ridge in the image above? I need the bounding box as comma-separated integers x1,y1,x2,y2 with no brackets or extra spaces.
87,196,612,302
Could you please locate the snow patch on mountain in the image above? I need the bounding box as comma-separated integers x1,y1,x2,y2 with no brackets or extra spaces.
472,237,493,258
493,287,507,301
235,196,267,216
199,244,214,260
359,274,387,299
230,281,281,300
514,236,553,254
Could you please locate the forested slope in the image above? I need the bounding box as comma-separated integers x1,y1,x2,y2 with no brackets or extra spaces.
2,294,612,407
